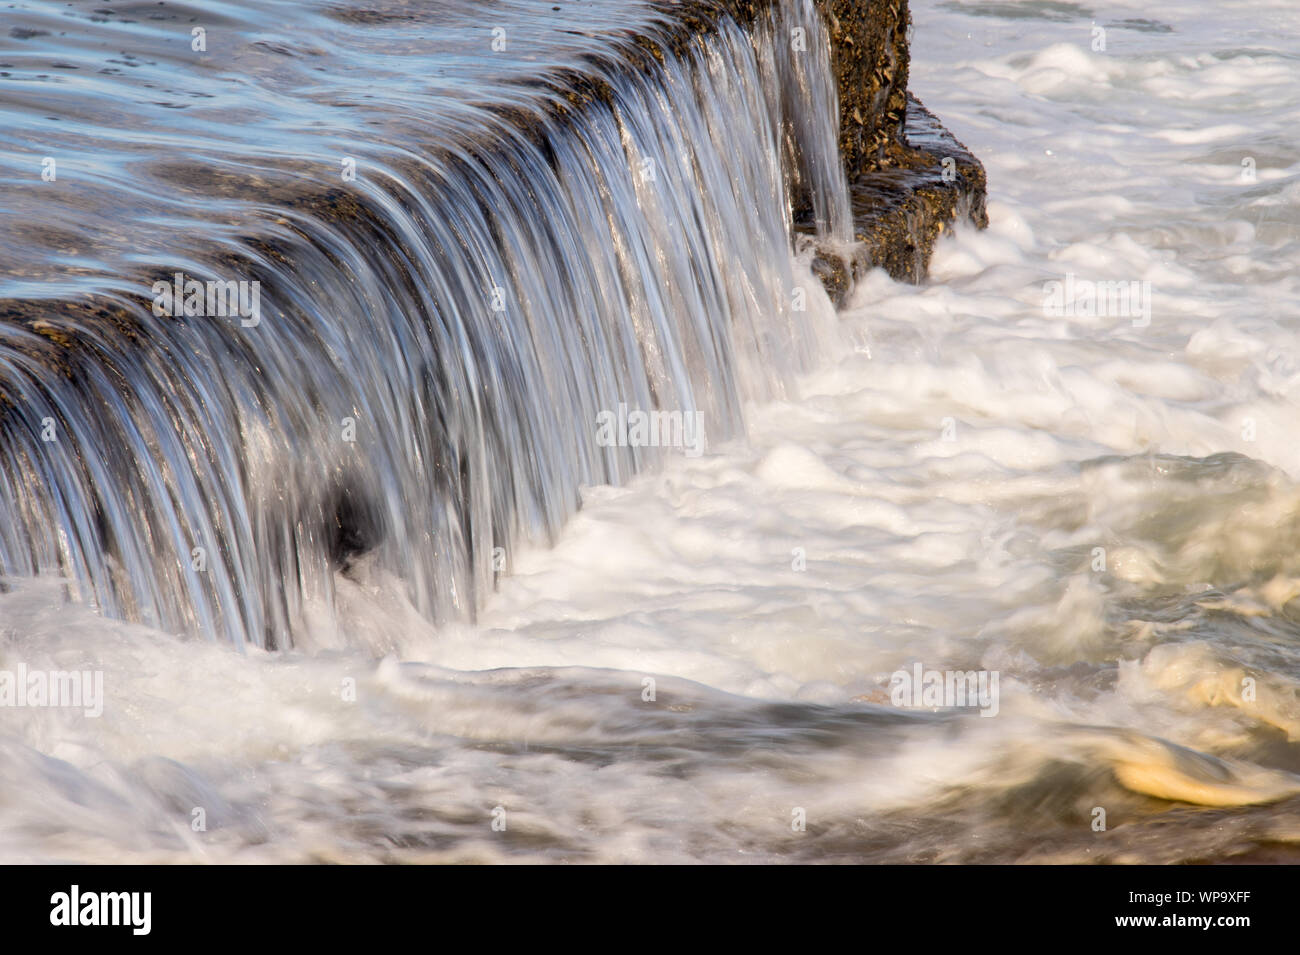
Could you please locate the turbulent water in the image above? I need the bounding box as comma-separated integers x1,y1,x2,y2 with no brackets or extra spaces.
2,0,1300,863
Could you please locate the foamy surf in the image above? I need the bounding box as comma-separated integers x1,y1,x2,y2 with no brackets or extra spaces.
2,0,1300,864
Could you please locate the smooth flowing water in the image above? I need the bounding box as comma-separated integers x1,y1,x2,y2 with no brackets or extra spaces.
2,0,1300,863
0,0,848,647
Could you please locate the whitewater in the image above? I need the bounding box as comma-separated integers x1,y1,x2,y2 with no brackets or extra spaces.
2,0,1299,862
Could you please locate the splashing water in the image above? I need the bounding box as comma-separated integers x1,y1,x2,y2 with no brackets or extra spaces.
3,0,1300,864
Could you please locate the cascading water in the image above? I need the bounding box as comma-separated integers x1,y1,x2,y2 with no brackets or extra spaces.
0,0,851,648
3,0,1300,868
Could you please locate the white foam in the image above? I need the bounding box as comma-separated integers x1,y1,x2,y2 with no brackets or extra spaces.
3,0,1300,862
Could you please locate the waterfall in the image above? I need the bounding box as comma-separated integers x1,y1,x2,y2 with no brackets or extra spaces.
0,0,852,648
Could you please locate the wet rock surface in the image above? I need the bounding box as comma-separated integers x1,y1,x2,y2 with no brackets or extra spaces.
801,0,989,302
807,93,989,304
0,0,983,333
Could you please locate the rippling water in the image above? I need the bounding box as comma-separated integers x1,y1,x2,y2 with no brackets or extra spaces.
3,0,1300,863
